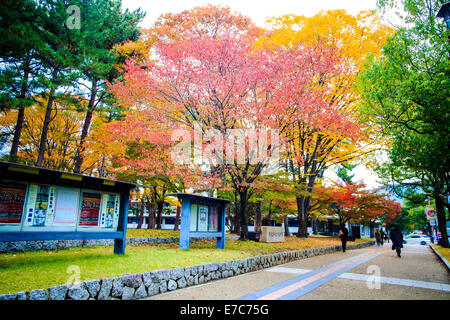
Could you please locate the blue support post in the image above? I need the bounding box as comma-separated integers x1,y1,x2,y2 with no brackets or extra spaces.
179,197,191,249
216,205,226,249
114,188,130,254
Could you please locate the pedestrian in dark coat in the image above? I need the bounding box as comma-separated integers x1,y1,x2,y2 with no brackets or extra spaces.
380,230,386,245
339,226,349,252
389,227,403,257
375,229,381,246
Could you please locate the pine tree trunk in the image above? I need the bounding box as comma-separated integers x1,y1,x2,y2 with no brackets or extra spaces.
10,106,25,161
74,80,97,173
10,54,31,160
35,86,56,167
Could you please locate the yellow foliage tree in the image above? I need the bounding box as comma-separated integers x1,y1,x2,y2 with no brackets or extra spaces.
258,10,393,237
0,95,112,175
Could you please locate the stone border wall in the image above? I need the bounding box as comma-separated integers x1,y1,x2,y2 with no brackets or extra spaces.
0,240,375,300
0,236,240,253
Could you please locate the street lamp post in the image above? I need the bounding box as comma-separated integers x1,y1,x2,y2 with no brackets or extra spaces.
437,2,450,29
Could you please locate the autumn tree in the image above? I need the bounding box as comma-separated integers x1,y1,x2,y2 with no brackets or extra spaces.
114,4,262,62
0,95,112,173
257,10,393,237
314,181,401,229
102,103,206,229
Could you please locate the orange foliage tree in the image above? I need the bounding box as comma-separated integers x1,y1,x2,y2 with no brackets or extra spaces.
313,181,402,228
255,9,393,237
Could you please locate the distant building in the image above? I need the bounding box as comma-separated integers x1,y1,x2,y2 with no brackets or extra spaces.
127,201,179,230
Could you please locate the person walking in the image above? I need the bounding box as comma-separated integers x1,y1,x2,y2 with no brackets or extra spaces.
375,229,381,246
389,227,404,258
380,229,386,245
339,225,349,252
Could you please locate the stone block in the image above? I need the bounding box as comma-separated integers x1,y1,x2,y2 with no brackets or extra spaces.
121,286,135,300
30,289,48,300
177,277,187,289
68,283,90,300
84,279,101,298
134,284,147,299
48,285,68,300
97,278,113,300
122,273,143,289
111,277,124,298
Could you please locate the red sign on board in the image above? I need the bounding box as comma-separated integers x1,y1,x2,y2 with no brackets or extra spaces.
0,183,27,223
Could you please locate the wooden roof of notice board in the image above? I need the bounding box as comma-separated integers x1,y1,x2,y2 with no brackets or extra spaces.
0,161,142,193
166,192,231,205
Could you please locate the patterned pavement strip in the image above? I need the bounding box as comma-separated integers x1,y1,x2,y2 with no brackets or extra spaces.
265,267,450,292
238,249,386,300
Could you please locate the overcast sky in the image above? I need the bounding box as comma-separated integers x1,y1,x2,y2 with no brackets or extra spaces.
122,0,380,28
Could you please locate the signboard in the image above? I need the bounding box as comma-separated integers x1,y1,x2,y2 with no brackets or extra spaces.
0,160,135,255
261,226,285,243
79,192,101,226
425,205,436,220
170,193,230,250
0,182,27,224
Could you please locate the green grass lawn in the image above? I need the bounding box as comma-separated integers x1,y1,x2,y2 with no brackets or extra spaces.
432,244,450,261
0,236,368,294
125,228,237,238
126,228,180,238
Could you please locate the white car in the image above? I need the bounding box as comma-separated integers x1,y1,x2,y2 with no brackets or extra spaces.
403,234,431,245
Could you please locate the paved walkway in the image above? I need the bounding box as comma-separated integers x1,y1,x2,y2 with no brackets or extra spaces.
144,244,450,300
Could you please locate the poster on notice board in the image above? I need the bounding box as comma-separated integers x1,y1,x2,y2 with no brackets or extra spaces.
0,182,27,224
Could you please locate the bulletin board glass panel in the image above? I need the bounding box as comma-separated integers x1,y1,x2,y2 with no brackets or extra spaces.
208,206,219,232
79,192,101,226
189,204,220,233
24,184,56,227
197,205,208,232
190,204,198,231
0,182,27,224
53,188,79,225
99,193,120,229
